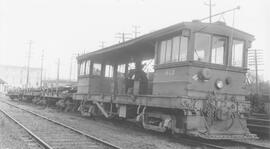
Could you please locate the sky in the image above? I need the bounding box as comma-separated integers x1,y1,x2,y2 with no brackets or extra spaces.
0,0,269,81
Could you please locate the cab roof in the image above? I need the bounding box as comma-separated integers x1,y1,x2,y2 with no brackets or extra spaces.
77,21,254,63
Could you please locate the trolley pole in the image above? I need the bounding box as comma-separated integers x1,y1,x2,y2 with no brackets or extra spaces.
26,40,33,89
200,6,240,22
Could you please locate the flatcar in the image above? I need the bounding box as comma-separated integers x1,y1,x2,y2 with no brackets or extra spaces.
76,20,256,139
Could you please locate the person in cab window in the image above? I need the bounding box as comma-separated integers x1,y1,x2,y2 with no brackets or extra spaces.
125,62,148,95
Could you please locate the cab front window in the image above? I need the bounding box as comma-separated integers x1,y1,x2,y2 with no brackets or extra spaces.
211,36,226,64
232,40,244,67
194,33,226,65
194,33,211,62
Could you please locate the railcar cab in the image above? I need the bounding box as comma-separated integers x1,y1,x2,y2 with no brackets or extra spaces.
75,20,256,139
154,21,254,100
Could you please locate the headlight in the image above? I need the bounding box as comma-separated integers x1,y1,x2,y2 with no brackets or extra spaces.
215,79,224,89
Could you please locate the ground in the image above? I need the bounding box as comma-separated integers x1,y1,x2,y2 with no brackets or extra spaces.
0,96,200,149
0,113,31,149
2,95,269,149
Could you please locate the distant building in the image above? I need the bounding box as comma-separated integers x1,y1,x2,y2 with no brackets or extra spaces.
0,65,41,88
0,78,7,93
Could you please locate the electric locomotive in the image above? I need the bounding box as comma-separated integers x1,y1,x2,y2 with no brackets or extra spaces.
74,20,257,139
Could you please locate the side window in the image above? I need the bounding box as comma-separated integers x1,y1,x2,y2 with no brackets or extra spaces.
142,59,154,73
172,36,180,62
165,39,172,63
159,41,166,64
117,64,126,78
93,63,102,76
232,40,244,67
79,61,85,75
85,60,91,75
159,35,189,64
211,36,226,64
128,62,135,71
194,33,211,62
179,36,188,61
105,65,113,78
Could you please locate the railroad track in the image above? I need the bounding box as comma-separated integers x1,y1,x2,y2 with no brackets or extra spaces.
0,100,121,149
247,113,270,136
172,135,269,149
1,99,269,149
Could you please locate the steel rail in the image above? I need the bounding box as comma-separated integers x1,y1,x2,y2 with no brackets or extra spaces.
178,136,269,149
2,101,226,149
176,137,227,149
0,108,53,149
229,140,270,149
0,100,122,149
2,99,269,149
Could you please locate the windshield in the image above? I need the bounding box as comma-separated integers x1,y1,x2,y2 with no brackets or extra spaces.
194,33,211,62
194,33,226,65
232,40,244,67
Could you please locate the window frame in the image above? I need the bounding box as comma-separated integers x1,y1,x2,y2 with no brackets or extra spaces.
210,34,227,65
117,64,126,78
193,32,227,65
85,60,91,75
105,65,114,78
194,32,212,63
231,38,245,67
158,34,189,64
79,61,86,76
179,36,188,61
92,63,102,76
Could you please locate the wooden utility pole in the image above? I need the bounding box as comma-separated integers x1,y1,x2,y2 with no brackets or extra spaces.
99,41,106,48
26,40,33,89
132,25,140,38
56,58,60,94
40,49,44,88
69,56,72,81
248,49,264,94
115,32,132,43
255,50,258,94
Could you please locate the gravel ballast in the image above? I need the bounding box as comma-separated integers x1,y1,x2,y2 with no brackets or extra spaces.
0,96,199,149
